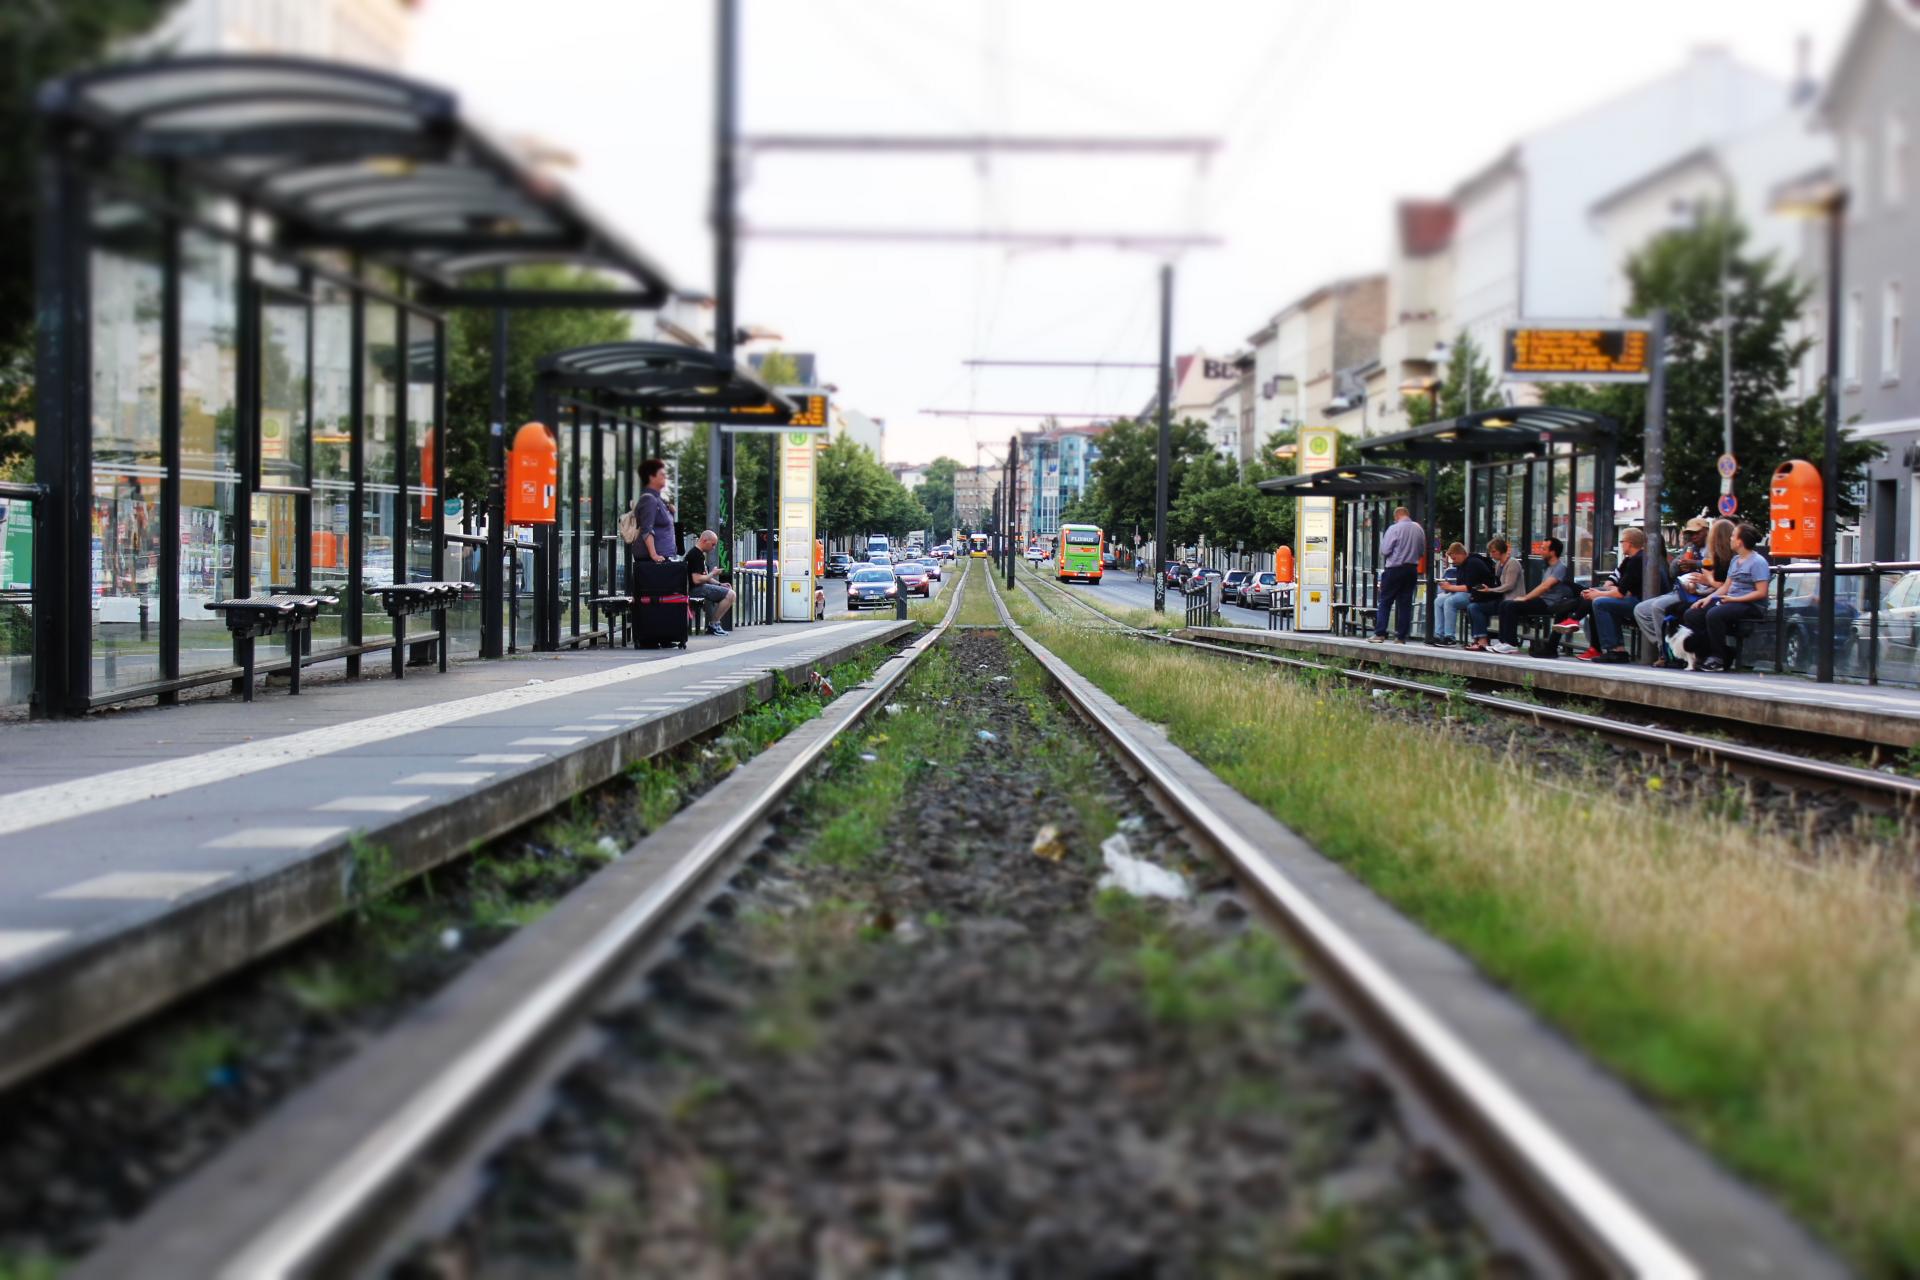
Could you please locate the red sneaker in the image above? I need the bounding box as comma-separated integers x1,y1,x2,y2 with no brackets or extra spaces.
1575,646,1602,661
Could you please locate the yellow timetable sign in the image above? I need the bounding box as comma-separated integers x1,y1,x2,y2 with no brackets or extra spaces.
1502,324,1651,382
728,392,828,427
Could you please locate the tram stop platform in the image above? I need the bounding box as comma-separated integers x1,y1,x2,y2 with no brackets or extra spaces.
1180,625,1920,750
0,620,912,1089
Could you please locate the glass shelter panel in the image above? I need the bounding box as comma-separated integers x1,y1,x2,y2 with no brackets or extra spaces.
362,302,398,635
258,295,309,490
405,319,437,583
177,230,241,676
311,285,353,646
89,198,165,693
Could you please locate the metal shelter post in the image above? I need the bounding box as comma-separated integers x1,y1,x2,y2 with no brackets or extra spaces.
1153,262,1172,613
1817,209,1844,684
482,273,508,660
709,0,738,571
1639,308,1667,663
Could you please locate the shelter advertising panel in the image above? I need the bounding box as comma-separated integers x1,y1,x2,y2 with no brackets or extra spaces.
1296,426,1338,632
778,431,817,621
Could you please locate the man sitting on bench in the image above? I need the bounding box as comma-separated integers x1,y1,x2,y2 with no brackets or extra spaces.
685,529,735,637
1680,522,1770,673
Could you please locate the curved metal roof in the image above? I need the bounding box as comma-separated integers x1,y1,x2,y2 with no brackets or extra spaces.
38,56,671,308
537,341,792,415
1257,464,1426,498
1354,405,1617,460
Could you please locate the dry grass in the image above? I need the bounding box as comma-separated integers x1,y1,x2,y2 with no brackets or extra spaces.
1025,615,1920,1276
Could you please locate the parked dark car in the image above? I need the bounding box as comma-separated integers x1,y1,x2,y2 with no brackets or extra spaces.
1757,566,1866,671
1243,571,1285,608
1221,569,1251,603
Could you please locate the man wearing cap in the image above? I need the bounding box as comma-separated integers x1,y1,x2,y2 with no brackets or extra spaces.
1631,516,1709,657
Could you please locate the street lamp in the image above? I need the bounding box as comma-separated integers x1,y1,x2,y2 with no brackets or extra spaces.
1771,176,1847,684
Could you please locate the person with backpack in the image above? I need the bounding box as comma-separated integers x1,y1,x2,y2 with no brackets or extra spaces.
1432,541,1493,645
1634,517,1731,668
1463,537,1523,651
629,458,677,562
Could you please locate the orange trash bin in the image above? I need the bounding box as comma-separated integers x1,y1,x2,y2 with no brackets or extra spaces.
1769,460,1822,557
507,423,558,525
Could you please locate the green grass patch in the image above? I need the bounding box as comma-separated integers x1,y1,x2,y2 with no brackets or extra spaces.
1025,616,1920,1276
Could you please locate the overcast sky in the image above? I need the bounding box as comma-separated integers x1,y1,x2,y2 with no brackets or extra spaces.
411,0,1855,467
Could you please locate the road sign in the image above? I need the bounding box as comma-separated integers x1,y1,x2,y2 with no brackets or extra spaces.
1717,454,1738,479
1718,493,1739,517
1502,321,1652,383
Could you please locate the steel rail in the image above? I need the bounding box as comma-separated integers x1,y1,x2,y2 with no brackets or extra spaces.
983,570,1702,1278
1014,566,1920,813
211,575,972,1279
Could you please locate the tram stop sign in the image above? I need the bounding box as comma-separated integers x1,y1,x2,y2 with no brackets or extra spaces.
1718,493,1739,517
1717,453,1739,479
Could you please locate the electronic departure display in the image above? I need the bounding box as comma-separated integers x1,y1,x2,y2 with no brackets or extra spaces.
1502,324,1651,382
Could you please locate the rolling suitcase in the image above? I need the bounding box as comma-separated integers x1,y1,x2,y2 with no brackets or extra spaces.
630,559,691,649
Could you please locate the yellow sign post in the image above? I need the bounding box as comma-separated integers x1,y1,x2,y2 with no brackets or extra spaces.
778,430,817,621
1296,426,1338,631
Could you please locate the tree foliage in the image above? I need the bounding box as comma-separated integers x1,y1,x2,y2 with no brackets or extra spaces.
444,266,630,515
1,0,184,477
1539,213,1878,526
1082,416,1212,544
915,456,962,534
1402,328,1502,546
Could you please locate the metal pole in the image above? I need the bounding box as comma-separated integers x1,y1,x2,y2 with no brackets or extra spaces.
768,432,779,620
1817,200,1845,684
1639,308,1667,662
1006,435,1019,590
1720,204,1734,492
1153,262,1173,612
708,0,738,553
482,271,507,660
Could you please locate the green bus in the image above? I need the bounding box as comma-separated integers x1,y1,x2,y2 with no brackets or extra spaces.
1056,523,1103,583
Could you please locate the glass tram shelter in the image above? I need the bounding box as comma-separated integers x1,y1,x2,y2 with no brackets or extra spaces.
1257,464,1429,636
530,342,797,651
1355,406,1622,586
31,56,671,717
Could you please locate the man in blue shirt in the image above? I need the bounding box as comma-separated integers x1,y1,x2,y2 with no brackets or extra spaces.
1370,506,1424,643
1681,523,1770,672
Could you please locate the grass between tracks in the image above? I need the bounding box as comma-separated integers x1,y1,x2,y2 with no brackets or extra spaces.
1001,589,1920,1276
950,559,1004,626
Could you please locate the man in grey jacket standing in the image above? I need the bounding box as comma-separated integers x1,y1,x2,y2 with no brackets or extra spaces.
1370,506,1425,643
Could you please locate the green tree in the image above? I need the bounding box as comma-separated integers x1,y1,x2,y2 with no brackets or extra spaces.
915,456,962,533
1403,329,1501,547
1083,415,1211,544
2,0,184,478
1540,213,1878,527
444,266,630,514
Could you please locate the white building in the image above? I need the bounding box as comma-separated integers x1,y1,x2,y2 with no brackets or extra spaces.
144,0,413,67
834,407,885,458
1448,48,1792,397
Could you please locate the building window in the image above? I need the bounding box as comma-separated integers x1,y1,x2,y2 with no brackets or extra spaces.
1885,281,1903,384
1845,291,1864,387
1888,114,1908,209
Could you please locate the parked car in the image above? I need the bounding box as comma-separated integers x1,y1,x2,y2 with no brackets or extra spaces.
846,565,898,610
825,553,854,579
893,561,933,597
1221,569,1251,604
1856,570,1920,676
1242,571,1286,608
1753,566,1864,672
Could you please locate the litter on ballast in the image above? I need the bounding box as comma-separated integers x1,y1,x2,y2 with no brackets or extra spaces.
1030,823,1067,862
439,927,463,951
859,752,879,763
595,835,622,858
1096,833,1189,901
977,730,998,742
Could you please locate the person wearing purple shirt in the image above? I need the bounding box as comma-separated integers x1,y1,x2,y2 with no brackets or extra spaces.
633,457,677,561
1370,506,1425,644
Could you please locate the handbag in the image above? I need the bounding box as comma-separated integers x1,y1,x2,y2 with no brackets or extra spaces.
618,499,642,548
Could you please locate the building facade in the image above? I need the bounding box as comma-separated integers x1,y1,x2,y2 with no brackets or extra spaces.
143,0,414,66
1822,0,1920,559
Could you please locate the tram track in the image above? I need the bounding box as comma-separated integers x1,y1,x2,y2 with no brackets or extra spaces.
1015,564,1920,816
70,560,1839,1277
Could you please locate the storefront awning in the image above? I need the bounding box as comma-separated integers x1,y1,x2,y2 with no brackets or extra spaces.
1353,406,1617,462
38,55,672,309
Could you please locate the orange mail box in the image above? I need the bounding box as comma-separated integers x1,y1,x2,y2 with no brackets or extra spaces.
311,530,340,569
1274,544,1295,583
507,422,558,525
1769,459,1822,557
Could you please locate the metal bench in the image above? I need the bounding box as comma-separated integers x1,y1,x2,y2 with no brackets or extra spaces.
589,593,705,648
204,594,339,701
365,581,473,679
